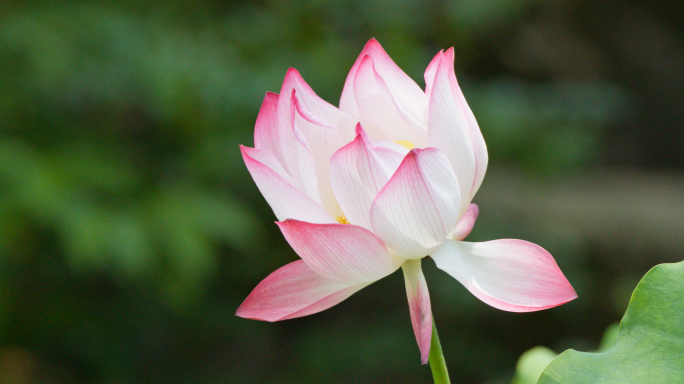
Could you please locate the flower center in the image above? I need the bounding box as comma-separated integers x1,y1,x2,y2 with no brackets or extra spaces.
393,140,415,150
334,214,350,225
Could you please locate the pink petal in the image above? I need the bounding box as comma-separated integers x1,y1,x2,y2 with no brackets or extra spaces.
431,239,577,312
353,55,425,146
448,203,479,241
443,48,488,200
330,123,408,230
277,219,403,284
254,92,288,171
254,91,281,156
236,260,368,322
427,52,476,216
402,259,432,364
241,145,335,224
369,148,461,259
341,39,426,118
291,91,345,216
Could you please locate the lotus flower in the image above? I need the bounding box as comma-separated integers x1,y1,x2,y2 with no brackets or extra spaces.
236,39,577,363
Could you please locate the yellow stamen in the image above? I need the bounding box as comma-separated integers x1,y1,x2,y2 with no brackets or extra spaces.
334,214,350,225
393,140,415,150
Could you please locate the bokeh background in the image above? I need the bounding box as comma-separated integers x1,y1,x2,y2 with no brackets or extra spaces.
1,0,683,383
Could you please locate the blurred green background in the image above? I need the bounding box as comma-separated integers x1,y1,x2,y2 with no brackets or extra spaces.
0,0,682,383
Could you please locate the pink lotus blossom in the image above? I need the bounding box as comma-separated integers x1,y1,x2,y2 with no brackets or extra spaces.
236,39,577,364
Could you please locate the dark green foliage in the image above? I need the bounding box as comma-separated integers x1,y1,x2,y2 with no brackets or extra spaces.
539,262,684,383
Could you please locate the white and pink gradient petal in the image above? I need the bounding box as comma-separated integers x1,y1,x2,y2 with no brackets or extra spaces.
402,259,432,364
240,146,335,224
448,203,479,241
353,55,425,146
358,53,428,142
340,38,426,118
330,123,408,230
291,91,345,217
236,260,369,322
442,48,488,200
241,146,303,191
431,239,577,312
427,53,477,216
277,219,403,285
369,148,461,259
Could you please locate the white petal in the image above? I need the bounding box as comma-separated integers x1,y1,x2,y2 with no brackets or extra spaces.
443,48,488,200
427,52,476,215
369,148,461,259
292,126,322,206
341,39,426,118
276,68,348,182
241,145,335,224
354,55,425,146
431,239,577,312
330,123,408,230
292,91,345,215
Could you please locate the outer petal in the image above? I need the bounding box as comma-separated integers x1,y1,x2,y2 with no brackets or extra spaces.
427,52,476,216
340,39,426,119
277,219,403,284
241,146,335,224
292,91,345,216
448,203,479,241
353,55,425,147
236,260,368,322
443,48,488,200
330,123,408,230
431,239,577,312
402,259,432,364
369,148,461,259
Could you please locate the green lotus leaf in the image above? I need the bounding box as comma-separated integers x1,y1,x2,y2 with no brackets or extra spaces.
539,261,684,384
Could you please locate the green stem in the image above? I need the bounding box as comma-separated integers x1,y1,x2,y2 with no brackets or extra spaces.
429,317,451,384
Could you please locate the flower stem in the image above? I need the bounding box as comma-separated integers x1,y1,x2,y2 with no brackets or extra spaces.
429,317,451,384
